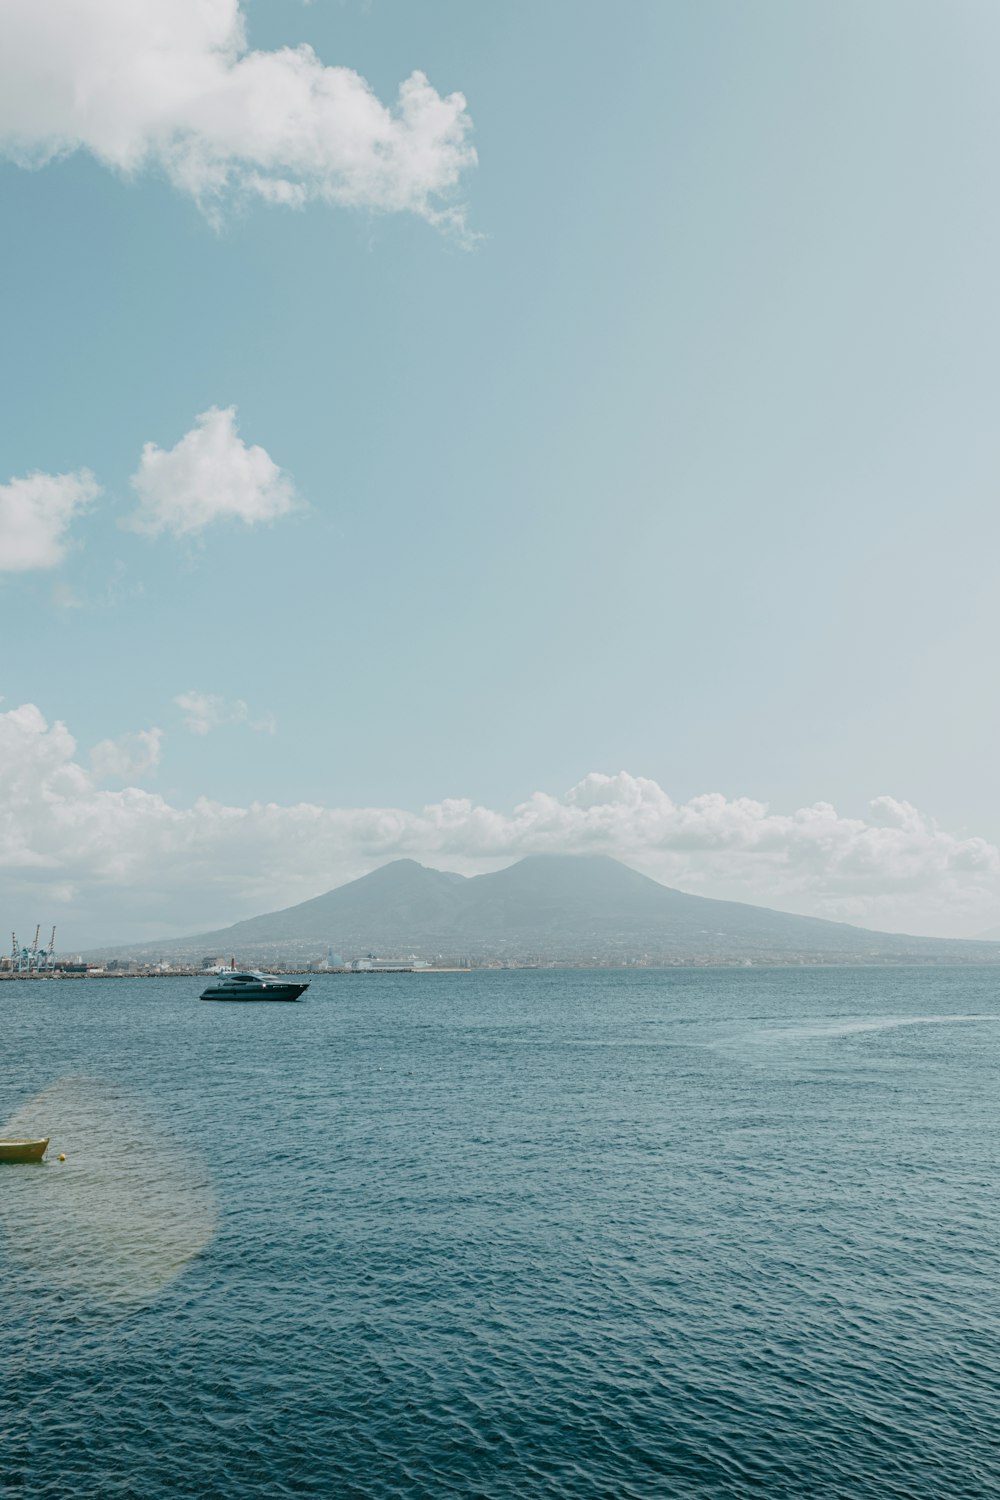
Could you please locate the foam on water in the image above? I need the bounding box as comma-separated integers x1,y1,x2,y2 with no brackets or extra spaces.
731,1011,1000,1047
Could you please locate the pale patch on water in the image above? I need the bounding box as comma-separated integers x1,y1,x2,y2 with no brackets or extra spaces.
0,1075,217,1309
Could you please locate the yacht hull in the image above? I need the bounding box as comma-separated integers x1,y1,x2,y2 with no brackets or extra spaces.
200,983,308,1002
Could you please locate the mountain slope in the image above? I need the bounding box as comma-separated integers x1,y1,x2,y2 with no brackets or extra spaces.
104,853,1000,965
208,859,468,948
462,855,876,947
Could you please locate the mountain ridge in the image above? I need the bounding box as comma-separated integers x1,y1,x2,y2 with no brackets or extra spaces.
94,853,1000,966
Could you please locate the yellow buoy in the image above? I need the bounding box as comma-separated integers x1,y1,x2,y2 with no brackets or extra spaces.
58,1154,66,1161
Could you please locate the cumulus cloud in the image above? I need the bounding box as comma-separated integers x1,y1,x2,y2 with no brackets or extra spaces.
90,727,163,782
127,407,296,538
2,705,999,943
0,470,99,572
0,0,476,230
174,690,275,736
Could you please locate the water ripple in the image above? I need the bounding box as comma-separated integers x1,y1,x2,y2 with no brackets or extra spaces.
2,967,999,1496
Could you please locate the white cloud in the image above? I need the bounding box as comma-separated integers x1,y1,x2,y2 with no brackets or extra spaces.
0,0,476,230
2,704,999,944
90,727,163,781
0,470,99,572
127,407,296,538
174,691,275,736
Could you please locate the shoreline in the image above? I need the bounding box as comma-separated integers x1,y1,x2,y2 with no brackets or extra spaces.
6,956,1000,979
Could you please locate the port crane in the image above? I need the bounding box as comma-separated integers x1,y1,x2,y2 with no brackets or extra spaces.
8,924,57,973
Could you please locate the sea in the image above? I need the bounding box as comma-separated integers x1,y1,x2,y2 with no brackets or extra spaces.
2,966,999,1499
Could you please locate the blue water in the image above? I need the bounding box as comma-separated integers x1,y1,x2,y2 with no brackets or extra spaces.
3,967,1000,1498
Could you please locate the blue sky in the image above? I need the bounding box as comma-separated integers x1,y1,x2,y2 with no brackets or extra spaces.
2,0,1000,944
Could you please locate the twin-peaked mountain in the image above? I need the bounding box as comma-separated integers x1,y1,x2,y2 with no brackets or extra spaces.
119,854,1000,965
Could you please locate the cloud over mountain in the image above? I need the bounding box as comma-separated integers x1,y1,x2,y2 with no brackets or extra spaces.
90,727,163,782
2,704,998,944
0,0,475,229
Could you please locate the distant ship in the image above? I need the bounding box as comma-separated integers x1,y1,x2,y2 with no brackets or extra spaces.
200,970,309,1002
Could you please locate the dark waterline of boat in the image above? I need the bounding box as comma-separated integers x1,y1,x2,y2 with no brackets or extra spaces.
2,967,999,1498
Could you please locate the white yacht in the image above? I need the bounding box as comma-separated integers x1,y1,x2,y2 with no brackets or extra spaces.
200,970,309,1002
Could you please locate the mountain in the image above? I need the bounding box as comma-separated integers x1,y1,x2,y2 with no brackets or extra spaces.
209,858,469,948
101,854,1000,966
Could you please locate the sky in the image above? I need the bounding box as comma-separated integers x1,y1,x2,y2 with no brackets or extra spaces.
2,0,1000,947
